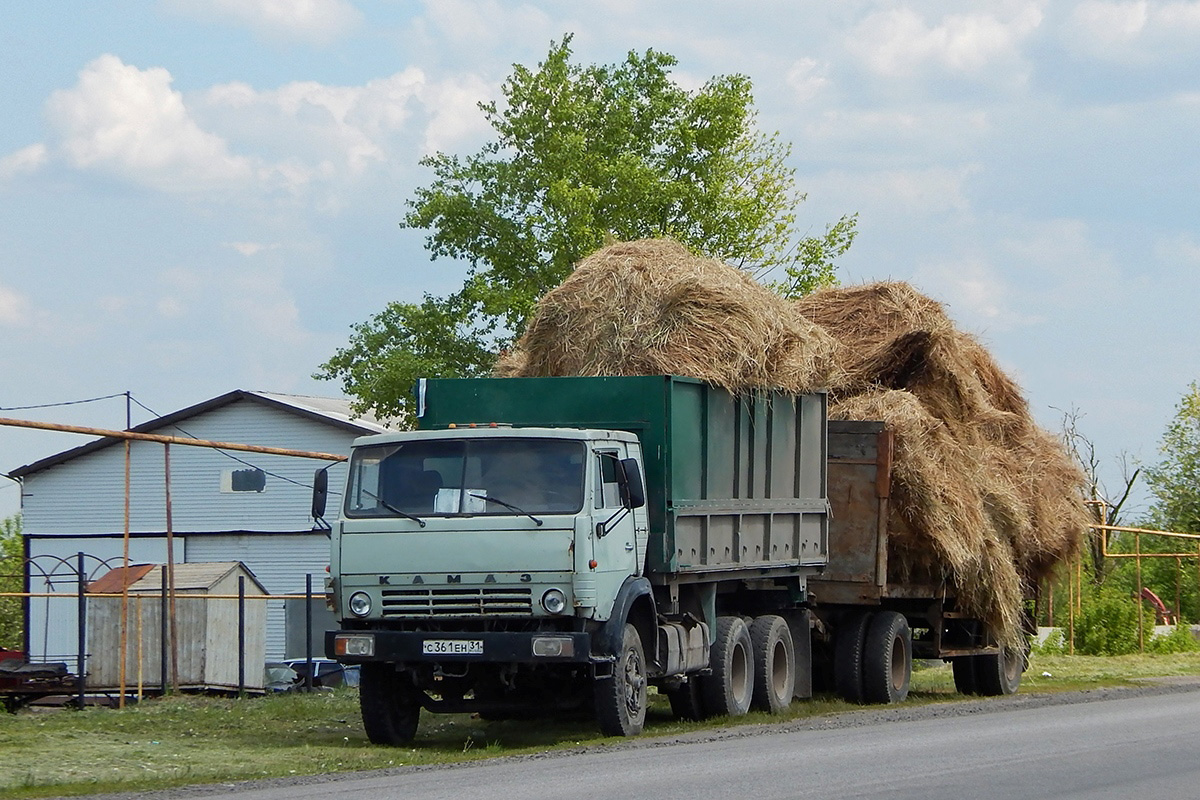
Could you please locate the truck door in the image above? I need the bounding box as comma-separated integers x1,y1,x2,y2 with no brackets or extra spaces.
591,446,641,620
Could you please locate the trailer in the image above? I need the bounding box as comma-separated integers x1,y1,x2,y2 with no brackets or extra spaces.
812,420,1025,700
321,375,1023,742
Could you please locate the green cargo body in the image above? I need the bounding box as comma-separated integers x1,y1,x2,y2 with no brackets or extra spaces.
417,375,829,580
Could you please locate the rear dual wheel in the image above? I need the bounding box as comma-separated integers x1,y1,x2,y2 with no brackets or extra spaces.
955,646,1023,696
700,616,755,717
834,610,911,705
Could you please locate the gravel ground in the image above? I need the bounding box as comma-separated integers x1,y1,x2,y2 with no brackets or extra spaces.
60,677,1200,800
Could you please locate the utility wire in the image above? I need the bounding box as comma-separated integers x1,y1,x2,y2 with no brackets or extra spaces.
0,392,127,412
128,394,338,494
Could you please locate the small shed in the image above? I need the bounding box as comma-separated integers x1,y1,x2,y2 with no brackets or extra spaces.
86,562,267,692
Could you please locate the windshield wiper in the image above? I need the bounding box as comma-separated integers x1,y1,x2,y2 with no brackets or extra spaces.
468,493,543,527
361,489,426,527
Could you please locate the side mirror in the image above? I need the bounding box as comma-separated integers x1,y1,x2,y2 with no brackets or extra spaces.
616,458,646,509
312,467,330,521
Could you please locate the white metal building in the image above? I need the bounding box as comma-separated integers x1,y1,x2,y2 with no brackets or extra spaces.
8,390,390,669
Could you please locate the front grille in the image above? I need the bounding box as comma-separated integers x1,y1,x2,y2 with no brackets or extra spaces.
380,587,533,617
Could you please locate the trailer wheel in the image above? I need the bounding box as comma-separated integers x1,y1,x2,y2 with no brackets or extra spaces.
749,615,795,713
665,678,704,721
700,616,754,718
833,610,873,704
973,646,1024,696
951,656,977,695
862,611,911,704
594,623,648,736
359,663,420,745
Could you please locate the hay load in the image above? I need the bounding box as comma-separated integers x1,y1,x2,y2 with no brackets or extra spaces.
495,239,841,395
504,241,1087,648
800,282,1089,646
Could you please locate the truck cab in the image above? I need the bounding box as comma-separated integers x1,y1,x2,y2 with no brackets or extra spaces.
326,425,654,742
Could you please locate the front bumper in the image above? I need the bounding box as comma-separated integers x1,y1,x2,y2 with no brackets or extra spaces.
326,629,597,664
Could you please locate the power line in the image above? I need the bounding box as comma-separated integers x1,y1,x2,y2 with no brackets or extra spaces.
0,392,127,412
128,394,337,494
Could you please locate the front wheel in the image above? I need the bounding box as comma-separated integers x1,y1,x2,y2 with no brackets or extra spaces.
359,663,421,745
595,623,648,736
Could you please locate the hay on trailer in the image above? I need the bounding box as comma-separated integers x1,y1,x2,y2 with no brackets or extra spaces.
812,282,1088,646
496,239,842,395
830,389,1027,648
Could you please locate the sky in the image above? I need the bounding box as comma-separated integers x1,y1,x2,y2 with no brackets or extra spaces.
2,0,1198,520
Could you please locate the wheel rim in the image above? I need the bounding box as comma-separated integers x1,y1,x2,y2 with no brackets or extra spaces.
732,641,751,704
623,648,645,715
770,639,790,699
889,634,907,691
1003,648,1021,684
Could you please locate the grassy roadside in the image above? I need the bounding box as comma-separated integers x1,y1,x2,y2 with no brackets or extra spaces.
3,652,1200,798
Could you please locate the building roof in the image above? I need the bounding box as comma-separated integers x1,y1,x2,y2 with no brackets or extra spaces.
8,390,393,478
88,562,268,595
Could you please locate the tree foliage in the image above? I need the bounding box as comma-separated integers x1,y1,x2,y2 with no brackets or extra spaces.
317,35,856,422
0,514,22,651
1145,382,1200,534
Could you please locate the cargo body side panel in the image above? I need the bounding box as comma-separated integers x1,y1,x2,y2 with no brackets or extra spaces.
418,376,830,579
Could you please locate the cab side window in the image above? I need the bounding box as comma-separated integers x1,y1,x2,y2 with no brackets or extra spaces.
595,451,621,509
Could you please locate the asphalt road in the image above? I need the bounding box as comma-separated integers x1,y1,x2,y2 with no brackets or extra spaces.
76,683,1200,800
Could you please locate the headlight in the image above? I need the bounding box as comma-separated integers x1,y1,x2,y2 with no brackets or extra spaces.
541,588,567,615
348,591,372,617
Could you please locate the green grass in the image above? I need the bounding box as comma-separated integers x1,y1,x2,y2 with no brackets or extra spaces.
4,652,1200,798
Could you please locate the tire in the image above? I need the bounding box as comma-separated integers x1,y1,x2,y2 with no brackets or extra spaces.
665,678,705,721
700,616,754,718
594,623,648,736
833,611,873,704
951,656,977,695
862,611,911,704
749,615,795,713
973,646,1023,696
359,663,421,745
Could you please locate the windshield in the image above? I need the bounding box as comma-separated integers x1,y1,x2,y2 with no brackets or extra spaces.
344,437,586,519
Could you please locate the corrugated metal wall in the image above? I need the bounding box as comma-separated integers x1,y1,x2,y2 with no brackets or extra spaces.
26,536,169,672
186,533,330,661
21,396,362,667
21,400,354,535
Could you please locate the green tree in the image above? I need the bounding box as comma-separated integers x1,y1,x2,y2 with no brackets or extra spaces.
0,514,22,651
1145,382,1200,534
318,35,856,422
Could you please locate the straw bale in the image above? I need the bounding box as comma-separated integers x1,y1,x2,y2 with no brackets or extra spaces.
497,239,842,394
814,282,1088,645
831,390,1027,647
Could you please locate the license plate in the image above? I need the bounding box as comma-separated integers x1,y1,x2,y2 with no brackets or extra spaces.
422,639,483,656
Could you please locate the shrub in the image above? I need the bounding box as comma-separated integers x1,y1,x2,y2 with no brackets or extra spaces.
1147,623,1200,654
1031,629,1067,655
1074,588,1140,656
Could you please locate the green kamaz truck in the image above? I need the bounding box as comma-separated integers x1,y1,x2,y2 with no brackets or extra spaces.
321,375,1022,744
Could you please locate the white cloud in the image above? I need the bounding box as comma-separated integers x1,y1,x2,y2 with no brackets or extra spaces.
1065,1,1200,62
37,56,492,200
45,55,257,193
422,0,554,51
198,68,492,170
786,58,831,103
914,257,1040,330
0,284,32,327
0,144,47,179
225,241,279,256
847,5,1043,80
167,0,362,45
